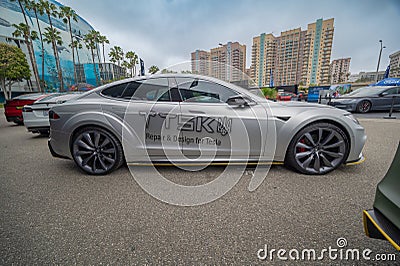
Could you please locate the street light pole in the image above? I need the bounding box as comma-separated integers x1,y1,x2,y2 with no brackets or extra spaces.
375,40,386,82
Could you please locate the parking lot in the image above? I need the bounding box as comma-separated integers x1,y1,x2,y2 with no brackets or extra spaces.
0,108,399,264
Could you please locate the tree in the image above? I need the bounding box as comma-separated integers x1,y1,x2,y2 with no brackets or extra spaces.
69,38,83,82
97,35,109,67
125,51,138,77
25,0,45,84
83,30,100,85
108,46,124,67
10,0,42,92
43,27,63,88
39,0,64,90
12,23,42,93
148,65,159,74
0,43,31,100
59,5,78,83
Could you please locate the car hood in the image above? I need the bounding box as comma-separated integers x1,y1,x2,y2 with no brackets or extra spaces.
262,100,348,117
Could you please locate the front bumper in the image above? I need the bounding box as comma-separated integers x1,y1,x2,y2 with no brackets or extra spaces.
330,102,357,112
363,209,400,251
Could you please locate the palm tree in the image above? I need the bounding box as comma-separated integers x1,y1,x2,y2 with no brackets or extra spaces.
24,0,45,84
108,46,124,67
69,38,83,82
39,0,63,90
97,34,109,78
83,30,100,85
125,51,138,77
148,65,159,74
43,27,63,88
121,60,130,78
12,23,42,92
58,5,78,83
11,0,42,92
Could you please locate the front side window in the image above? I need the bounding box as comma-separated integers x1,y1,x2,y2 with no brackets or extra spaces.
176,78,238,103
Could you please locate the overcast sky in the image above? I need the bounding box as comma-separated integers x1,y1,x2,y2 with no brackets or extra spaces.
59,0,400,74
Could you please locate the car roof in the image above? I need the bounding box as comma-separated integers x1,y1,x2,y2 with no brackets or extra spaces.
89,74,256,98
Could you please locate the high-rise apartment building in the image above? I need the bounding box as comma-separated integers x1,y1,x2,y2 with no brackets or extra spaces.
191,42,246,82
191,50,210,76
329,58,351,83
251,18,334,87
389,50,400,78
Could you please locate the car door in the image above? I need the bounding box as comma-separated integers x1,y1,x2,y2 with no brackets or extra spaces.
374,87,400,110
176,77,268,162
101,78,181,162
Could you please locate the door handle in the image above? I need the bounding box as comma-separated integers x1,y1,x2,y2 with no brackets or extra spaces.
188,110,205,114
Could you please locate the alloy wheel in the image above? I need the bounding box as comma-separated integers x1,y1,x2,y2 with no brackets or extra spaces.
72,129,117,174
294,127,346,174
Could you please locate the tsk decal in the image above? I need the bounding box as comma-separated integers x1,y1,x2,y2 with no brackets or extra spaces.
139,112,232,137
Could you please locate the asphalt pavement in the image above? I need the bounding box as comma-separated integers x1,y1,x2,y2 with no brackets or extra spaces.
0,108,399,264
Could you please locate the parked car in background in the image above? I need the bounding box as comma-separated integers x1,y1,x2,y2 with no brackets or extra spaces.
297,91,308,101
363,142,400,251
277,92,295,101
329,86,400,113
48,74,366,175
4,93,48,124
22,92,82,135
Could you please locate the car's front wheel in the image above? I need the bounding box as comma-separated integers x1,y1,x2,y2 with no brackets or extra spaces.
71,127,124,175
285,122,349,175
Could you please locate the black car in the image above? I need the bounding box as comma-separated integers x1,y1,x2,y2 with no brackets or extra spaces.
330,86,400,113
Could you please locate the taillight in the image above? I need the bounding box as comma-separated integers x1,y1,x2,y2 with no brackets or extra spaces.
49,110,60,119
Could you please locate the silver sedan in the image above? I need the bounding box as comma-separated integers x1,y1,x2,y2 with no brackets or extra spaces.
48,74,366,175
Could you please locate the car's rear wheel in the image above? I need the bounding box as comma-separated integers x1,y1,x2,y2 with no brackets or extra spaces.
72,127,123,175
357,100,371,113
285,122,349,175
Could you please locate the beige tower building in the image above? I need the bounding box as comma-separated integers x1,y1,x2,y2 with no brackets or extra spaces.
251,33,276,87
302,18,334,85
329,58,351,83
191,42,246,82
389,50,400,78
251,18,334,87
210,42,246,82
191,50,210,76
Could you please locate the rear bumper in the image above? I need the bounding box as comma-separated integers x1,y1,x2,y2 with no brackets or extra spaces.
5,115,23,123
27,126,49,133
363,209,400,251
48,139,69,159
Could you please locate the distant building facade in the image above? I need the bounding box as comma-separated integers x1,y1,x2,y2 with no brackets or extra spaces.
389,50,400,78
191,41,246,82
251,18,334,87
358,71,385,82
0,0,100,93
100,63,127,81
329,58,351,84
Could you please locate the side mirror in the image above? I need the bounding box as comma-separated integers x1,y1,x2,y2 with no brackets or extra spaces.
226,95,250,107
380,92,389,97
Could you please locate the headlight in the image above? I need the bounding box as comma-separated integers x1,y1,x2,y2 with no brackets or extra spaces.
344,113,359,124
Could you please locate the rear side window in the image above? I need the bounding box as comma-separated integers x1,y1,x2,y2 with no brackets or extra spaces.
101,83,128,98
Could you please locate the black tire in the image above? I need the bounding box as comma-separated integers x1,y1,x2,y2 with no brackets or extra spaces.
71,126,124,175
285,122,349,175
357,100,371,113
